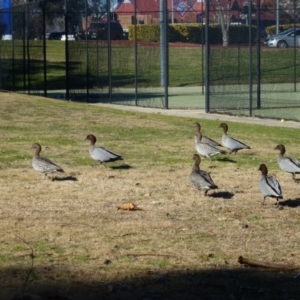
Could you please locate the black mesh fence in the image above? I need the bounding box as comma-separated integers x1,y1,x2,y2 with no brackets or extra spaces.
208,2,300,120
0,0,299,120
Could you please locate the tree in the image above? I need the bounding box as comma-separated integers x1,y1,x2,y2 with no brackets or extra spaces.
211,0,232,46
88,0,118,18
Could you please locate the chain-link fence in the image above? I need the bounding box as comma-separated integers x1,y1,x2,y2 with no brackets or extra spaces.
208,1,300,120
0,0,299,120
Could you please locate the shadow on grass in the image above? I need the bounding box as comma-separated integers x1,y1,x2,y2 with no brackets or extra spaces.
110,164,132,170
52,175,78,182
214,157,237,163
1,265,300,300
279,198,300,208
88,163,132,170
209,191,234,199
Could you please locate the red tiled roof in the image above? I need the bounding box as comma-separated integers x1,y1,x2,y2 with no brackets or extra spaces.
114,0,276,22
115,0,159,17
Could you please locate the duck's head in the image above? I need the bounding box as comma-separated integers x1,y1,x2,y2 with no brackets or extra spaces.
258,163,268,175
193,122,201,132
274,144,285,155
192,153,201,165
219,123,228,133
31,143,42,155
85,134,97,145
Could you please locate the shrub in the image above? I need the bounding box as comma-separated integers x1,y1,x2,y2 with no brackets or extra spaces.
265,24,300,36
128,24,257,45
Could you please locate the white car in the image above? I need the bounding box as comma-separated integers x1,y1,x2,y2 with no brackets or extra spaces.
61,33,77,41
266,28,300,48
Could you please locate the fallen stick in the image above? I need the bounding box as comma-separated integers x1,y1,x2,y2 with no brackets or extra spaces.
125,253,176,258
238,256,300,271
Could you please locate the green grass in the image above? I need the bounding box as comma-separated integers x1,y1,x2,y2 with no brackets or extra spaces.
0,40,299,90
0,92,299,170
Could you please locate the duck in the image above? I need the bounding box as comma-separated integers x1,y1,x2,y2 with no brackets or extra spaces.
85,134,123,167
31,143,64,179
274,144,300,183
194,131,226,160
189,154,218,196
193,122,222,147
258,163,283,206
219,123,250,154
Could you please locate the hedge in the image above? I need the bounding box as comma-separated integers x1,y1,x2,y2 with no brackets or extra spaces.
128,23,257,44
265,24,300,36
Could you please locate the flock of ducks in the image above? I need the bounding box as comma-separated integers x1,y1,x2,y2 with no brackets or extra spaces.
31,123,300,207
189,122,300,207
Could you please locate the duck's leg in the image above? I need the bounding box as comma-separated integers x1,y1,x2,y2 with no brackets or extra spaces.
261,196,267,206
92,161,102,167
292,173,300,183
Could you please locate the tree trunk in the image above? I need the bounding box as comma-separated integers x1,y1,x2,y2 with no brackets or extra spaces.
214,0,231,47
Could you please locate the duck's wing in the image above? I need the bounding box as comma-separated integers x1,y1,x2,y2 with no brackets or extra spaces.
201,135,222,147
278,156,300,173
190,169,218,190
199,170,218,189
195,141,222,158
222,134,250,151
33,156,64,173
91,146,123,162
259,175,282,198
190,170,206,190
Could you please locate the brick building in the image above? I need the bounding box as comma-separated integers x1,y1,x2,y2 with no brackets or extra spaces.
114,0,278,30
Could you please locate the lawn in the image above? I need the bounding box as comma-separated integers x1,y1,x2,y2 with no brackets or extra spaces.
0,92,300,299
0,40,299,90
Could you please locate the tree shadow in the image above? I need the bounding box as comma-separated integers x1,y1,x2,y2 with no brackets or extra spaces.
1,265,300,300
279,198,300,208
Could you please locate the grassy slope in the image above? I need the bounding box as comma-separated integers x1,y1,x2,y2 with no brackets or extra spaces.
0,92,300,300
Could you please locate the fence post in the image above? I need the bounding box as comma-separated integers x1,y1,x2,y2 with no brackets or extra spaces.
107,0,112,103
134,0,138,106
42,0,47,97
205,0,209,113
248,0,253,117
84,0,89,102
293,0,296,92
64,0,69,99
256,0,261,109
160,0,168,109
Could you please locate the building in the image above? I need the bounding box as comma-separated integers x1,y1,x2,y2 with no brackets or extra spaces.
114,0,277,30
115,0,205,30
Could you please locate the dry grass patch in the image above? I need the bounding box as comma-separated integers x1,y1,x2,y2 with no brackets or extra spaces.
0,92,300,299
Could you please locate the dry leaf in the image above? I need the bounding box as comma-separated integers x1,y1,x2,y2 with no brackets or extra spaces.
117,202,143,211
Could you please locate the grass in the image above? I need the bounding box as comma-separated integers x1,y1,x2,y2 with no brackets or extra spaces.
0,40,299,90
1,92,300,299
